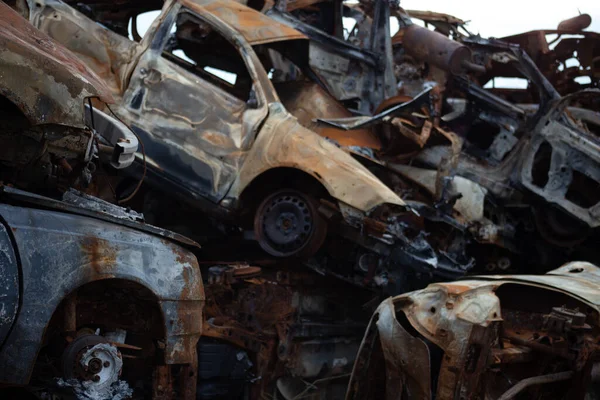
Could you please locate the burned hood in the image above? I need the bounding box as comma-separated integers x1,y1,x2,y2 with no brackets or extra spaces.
0,3,113,128
181,0,308,45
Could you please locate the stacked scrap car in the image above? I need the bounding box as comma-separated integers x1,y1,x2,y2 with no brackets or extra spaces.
4,0,600,398
0,5,204,399
18,0,479,294
258,0,600,276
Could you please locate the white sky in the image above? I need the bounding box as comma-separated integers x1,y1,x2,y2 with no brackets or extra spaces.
137,2,600,39
400,0,600,38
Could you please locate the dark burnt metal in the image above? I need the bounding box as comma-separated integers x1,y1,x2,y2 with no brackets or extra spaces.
316,87,433,130
0,186,200,249
0,194,204,385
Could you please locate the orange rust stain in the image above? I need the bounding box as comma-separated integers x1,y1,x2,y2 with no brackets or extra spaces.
442,283,477,295
81,236,117,277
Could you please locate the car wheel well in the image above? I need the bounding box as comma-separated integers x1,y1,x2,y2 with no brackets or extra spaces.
42,279,166,353
0,95,31,131
240,167,331,212
31,280,170,396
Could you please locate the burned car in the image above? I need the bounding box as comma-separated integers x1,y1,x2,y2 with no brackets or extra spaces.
347,261,600,400
17,0,478,292
255,0,600,275
480,13,599,100
0,5,204,399
0,2,137,194
0,187,204,400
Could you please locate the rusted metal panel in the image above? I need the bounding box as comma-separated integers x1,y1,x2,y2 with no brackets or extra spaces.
185,0,308,45
348,263,600,399
375,297,432,399
275,81,382,149
226,103,405,212
0,202,204,384
0,2,112,128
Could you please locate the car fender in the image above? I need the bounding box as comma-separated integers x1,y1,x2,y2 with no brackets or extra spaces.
0,204,204,385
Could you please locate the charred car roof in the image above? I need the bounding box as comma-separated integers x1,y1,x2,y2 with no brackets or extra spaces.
183,0,308,45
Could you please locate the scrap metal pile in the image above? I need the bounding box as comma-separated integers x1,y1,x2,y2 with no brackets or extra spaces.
0,0,598,398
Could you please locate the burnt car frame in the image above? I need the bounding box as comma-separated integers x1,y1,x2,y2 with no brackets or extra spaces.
0,187,204,400
19,0,480,290
347,261,600,400
0,2,137,194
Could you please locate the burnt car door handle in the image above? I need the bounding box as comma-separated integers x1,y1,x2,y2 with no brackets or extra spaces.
139,68,162,85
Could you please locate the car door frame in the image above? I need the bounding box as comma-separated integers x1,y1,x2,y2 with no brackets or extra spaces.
120,2,272,206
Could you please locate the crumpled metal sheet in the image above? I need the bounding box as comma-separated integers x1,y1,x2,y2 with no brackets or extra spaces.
347,262,600,399
0,2,112,128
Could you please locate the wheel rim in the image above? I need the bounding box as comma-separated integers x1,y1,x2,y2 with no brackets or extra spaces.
255,190,324,257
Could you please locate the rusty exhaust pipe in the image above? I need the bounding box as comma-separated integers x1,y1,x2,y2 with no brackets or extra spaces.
557,14,592,31
402,24,485,75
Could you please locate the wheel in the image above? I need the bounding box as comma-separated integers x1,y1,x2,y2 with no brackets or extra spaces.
61,334,123,392
254,189,327,258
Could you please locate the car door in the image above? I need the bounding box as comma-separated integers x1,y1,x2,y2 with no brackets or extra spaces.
122,4,268,203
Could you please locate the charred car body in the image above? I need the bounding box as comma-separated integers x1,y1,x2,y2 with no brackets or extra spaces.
0,6,204,399
0,2,137,194
19,0,477,292
347,262,600,400
0,187,204,400
256,0,600,275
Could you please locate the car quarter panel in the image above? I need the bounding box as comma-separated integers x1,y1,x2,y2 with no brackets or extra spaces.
0,204,204,385
226,103,406,212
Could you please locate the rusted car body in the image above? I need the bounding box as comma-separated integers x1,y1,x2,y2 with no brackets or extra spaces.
0,186,204,399
403,10,600,101
347,261,600,400
0,8,204,398
0,2,137,192
23,0,400,211
265,0,398,115
18,0,481,290
258,0,600,274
